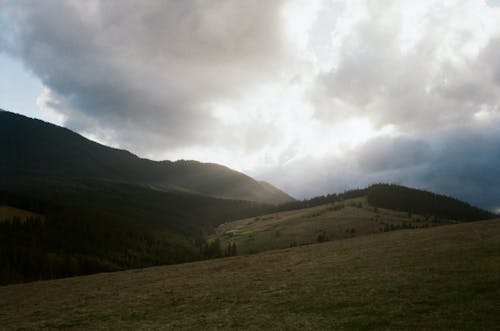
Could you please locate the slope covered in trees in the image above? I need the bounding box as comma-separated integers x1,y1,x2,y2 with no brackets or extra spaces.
0,187,269,284
272,184,495,221
366,184,495,221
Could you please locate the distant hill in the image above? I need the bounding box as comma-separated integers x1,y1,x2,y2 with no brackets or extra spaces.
215,184,496,254
273,184,494,221
0,110,293,204
365,183,495,221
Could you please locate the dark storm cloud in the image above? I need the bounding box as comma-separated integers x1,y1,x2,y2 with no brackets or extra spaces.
420,126,500,212
356,137,432,173
1,0,293,153
357,126,500,211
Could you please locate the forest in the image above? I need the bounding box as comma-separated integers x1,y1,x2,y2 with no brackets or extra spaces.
0,189,256,284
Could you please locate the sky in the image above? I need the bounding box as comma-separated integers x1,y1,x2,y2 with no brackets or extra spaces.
1,0,500,213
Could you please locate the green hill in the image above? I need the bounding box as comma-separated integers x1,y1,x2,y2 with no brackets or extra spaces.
1,219,498,330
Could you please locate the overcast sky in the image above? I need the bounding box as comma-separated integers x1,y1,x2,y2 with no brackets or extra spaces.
1,0,500,212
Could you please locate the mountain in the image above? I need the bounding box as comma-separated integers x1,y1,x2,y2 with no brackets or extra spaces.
0,110,293,284
0,110,293,204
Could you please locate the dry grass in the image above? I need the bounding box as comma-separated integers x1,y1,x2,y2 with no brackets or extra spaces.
1,219,499,330
215,197,452,254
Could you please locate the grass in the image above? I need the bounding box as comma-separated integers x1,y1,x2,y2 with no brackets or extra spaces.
0,205,44,223
1,219,499,330
214,197,454,254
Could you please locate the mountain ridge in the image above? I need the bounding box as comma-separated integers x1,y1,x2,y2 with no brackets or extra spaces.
0,110,293,204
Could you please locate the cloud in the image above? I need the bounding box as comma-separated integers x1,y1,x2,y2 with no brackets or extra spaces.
420,123,500,211
356,136,432,173
2,0,500,211
1,0,308,154
311,0,500,132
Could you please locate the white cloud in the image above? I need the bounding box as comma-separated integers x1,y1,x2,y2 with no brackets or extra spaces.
312,0,500,133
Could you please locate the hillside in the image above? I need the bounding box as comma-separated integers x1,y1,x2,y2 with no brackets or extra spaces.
366,183,495,221
1,219,499,330
1,178,494,283
0,185,271,284
0,110,293,204
0,110,291,283
214,197,446,254
274,184,494,220
214,185,495,255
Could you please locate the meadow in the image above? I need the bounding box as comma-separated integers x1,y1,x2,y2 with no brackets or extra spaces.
1,219,498,330
214,197,456,254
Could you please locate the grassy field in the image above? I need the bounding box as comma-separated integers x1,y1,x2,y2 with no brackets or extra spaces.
1,219,499,330
214,197,455,254
0,206,44,223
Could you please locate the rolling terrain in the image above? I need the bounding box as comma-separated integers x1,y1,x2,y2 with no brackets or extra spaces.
0,181,495,284
1,219,498,330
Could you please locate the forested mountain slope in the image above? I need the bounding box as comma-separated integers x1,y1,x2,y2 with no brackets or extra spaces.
0,110,293,204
